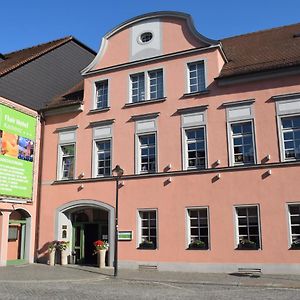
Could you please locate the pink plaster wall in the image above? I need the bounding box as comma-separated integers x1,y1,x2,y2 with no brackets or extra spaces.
38,17,300,268
92,16,211,70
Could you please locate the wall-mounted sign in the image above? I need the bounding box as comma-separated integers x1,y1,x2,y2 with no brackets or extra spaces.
118,231,133,241
0,103,36,200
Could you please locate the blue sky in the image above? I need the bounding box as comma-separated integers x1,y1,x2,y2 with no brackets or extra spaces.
2,0,300,54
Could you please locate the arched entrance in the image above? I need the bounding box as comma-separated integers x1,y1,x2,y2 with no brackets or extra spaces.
7,209,31,265
56,200,115,267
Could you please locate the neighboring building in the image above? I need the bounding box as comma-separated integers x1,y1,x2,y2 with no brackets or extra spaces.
0,37,95,265
37,12,300,274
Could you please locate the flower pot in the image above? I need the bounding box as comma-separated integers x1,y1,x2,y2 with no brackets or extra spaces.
98,249,107,268
237,243,258,250
49,250,56,266
138,243,155,249
61,250,68,265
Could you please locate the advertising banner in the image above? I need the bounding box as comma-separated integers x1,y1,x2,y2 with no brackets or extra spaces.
0,103,36,199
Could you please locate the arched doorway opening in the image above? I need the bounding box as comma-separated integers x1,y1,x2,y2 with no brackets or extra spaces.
7,209,31,265
71,208,108,265
56,200,115,267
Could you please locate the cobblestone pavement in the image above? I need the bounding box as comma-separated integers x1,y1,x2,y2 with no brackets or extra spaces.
0,264,299,299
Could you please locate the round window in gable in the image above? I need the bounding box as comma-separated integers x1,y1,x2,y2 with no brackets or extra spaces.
139,32,153,44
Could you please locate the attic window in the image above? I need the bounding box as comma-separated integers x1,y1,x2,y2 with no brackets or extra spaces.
293,33,300,38
139,32,153,44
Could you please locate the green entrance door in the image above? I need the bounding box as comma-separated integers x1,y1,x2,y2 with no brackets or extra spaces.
73,223,104,265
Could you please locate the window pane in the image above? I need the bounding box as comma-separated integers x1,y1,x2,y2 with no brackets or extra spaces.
139,210,156,248
139,134,156,173
96,80,108,109
96,140,111,176
282,116,300,160
231,122,254,165
188,209,209,247
188,62,205,92
236,206,260,249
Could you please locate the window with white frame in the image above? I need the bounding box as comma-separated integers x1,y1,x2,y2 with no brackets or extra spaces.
138,210,157,249
92,122,113,178
231,121,255,165
59,144,75,180
95,139,111,176
188,61,205,93
130,69,163,103
187,208,209,249
57,129,76,180
135,116,158,174
95,80,108,109
281,116,300,160
180,108,207,170
288,204,300,248
138,134,156,173
235,206,260,249
274,95,300,161
225,101,256,166
185,127,206,169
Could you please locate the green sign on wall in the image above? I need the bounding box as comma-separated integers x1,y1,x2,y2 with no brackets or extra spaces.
0,103,36,199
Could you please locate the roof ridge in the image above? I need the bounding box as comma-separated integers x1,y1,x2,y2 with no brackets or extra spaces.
221,22,300,41
4,36,73,56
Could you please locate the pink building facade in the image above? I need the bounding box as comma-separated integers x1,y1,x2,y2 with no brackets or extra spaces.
38,12,300,273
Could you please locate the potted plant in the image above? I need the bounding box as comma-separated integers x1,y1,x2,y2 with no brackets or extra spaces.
188,239,207,250
291,239,300,249
48,241,57,266
93,240,109,268
138,239,155,249
237,239,257,250
57,241,70,265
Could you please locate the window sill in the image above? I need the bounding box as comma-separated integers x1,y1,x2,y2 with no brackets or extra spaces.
57,178,74,182
182,90,209,98
88,107,110,114
123,97,166,108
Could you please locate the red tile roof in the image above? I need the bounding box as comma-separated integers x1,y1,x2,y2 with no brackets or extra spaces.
220,22,300,78
44,80,84,109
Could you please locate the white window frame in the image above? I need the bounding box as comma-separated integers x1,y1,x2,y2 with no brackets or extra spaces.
56,128,77,181
91,122,113,178
234,204,262,250
137,132,157,174
58,143,75,180
93,78,109,110
129,68,164,103
228,120,257,166
278,114,300,162
135,116,158,174
287,203,300,247
93,138,112,177
186,206,210,249
186,59,207,94
274,94,300,162
137,209,158,249
183,126,207,170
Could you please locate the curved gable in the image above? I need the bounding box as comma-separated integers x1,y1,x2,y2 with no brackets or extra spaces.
82,11,219,74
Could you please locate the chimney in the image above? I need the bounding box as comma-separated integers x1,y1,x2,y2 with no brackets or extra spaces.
0,53,5,62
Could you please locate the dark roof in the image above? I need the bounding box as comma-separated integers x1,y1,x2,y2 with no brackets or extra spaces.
220,22,300,78
44,80,84,110
0,36,96,77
